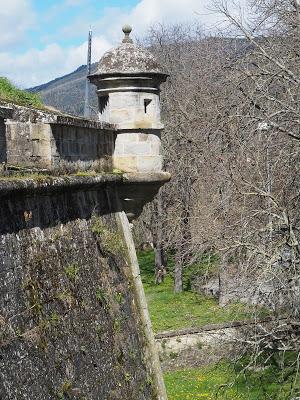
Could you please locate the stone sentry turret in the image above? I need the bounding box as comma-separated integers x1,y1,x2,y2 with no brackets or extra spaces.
89,25,169,174
0,25,170,220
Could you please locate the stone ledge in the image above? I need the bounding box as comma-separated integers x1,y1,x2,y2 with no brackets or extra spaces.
155,317,286,339
53,115,115,130
0,174,122,197
0,100,116,130
0,172,171,198
123,172,171,184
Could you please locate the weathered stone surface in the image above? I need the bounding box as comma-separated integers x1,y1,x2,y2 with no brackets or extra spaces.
137,156,163,172
92,42,167,76
50,124,115,172
155,319,279,371
0,118,6,163
0,106,13,119
123,142,152,156
0,183,156,399
113,155,138,172
0,100,115,130
107,92,163,130
4,120,115,172
0,172,170,222
156,324,240,371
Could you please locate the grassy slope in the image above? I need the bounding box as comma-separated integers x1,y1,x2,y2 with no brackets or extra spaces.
137,249,293,399
137,249,260,333
0,77,42,107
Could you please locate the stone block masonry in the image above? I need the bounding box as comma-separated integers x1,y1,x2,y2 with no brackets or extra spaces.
3,105,116,173
0,176,166,399
114,131,162,173
0,118,6,163
50,124,114,171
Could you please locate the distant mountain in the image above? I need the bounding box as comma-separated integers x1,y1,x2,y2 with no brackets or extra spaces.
29,64,98,117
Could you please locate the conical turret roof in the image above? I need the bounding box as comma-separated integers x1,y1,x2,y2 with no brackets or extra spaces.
92,26,168,78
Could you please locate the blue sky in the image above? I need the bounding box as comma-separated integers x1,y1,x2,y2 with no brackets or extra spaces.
0,0,246,87
28,0,139,50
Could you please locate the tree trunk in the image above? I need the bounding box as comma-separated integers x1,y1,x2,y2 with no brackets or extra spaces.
153,190,168,284
174,251,183,293
173,172,193,292
154,245,168,284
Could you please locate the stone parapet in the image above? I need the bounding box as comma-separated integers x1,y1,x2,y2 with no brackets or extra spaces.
0,101,115,129
3,118,115,173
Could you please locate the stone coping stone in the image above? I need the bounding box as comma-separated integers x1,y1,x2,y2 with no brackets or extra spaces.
0,101,115,130
0,172,171,197
0,174,122,197
53,115,115,130
123,171,171,184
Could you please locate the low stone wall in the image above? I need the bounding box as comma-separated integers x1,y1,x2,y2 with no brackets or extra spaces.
51,123,115,172
155,320,274,371
5,120,115,172
0,102,117,173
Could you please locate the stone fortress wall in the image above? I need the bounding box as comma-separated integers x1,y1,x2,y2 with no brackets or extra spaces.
0,26,170,400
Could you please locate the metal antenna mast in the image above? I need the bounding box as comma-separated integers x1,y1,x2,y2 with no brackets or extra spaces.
84,27,92,118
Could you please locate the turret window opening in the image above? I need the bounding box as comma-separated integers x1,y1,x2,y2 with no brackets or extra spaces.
144,99,152,114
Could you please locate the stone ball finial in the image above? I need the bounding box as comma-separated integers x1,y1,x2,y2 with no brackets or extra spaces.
122,24,132,34
122,25,133,43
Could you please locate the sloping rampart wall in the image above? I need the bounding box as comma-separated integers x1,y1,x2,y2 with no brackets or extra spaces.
0,177,164,399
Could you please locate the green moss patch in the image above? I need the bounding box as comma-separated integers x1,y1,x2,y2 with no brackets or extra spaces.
91,217,125,256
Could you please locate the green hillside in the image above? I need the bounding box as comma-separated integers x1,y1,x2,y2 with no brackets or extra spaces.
0,77,42,107
29,64,98,116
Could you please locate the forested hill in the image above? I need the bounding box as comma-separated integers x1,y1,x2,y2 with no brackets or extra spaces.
28,63,98,116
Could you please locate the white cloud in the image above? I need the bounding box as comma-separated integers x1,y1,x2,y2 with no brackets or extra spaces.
0,36,111,87
91,0,225,40
0,0,35,50
0,0,248,87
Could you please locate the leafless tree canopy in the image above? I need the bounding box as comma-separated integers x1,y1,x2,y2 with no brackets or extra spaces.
134,0,300,392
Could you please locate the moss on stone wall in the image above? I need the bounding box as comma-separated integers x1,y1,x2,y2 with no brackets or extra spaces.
0,187,154,399
91,216,126,256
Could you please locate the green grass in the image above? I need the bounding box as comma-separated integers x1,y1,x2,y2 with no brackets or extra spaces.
0,77,42,107
137,249,260,332
164,361,300,400
138,249,294,398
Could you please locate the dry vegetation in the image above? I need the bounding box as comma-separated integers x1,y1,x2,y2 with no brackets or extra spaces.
133,0,300,393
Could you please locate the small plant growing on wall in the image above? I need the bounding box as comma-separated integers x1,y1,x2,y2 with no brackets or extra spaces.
114,292,125,305
56,379,72,399
64,264,79,283
91,217,126,256
95,287,108,307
